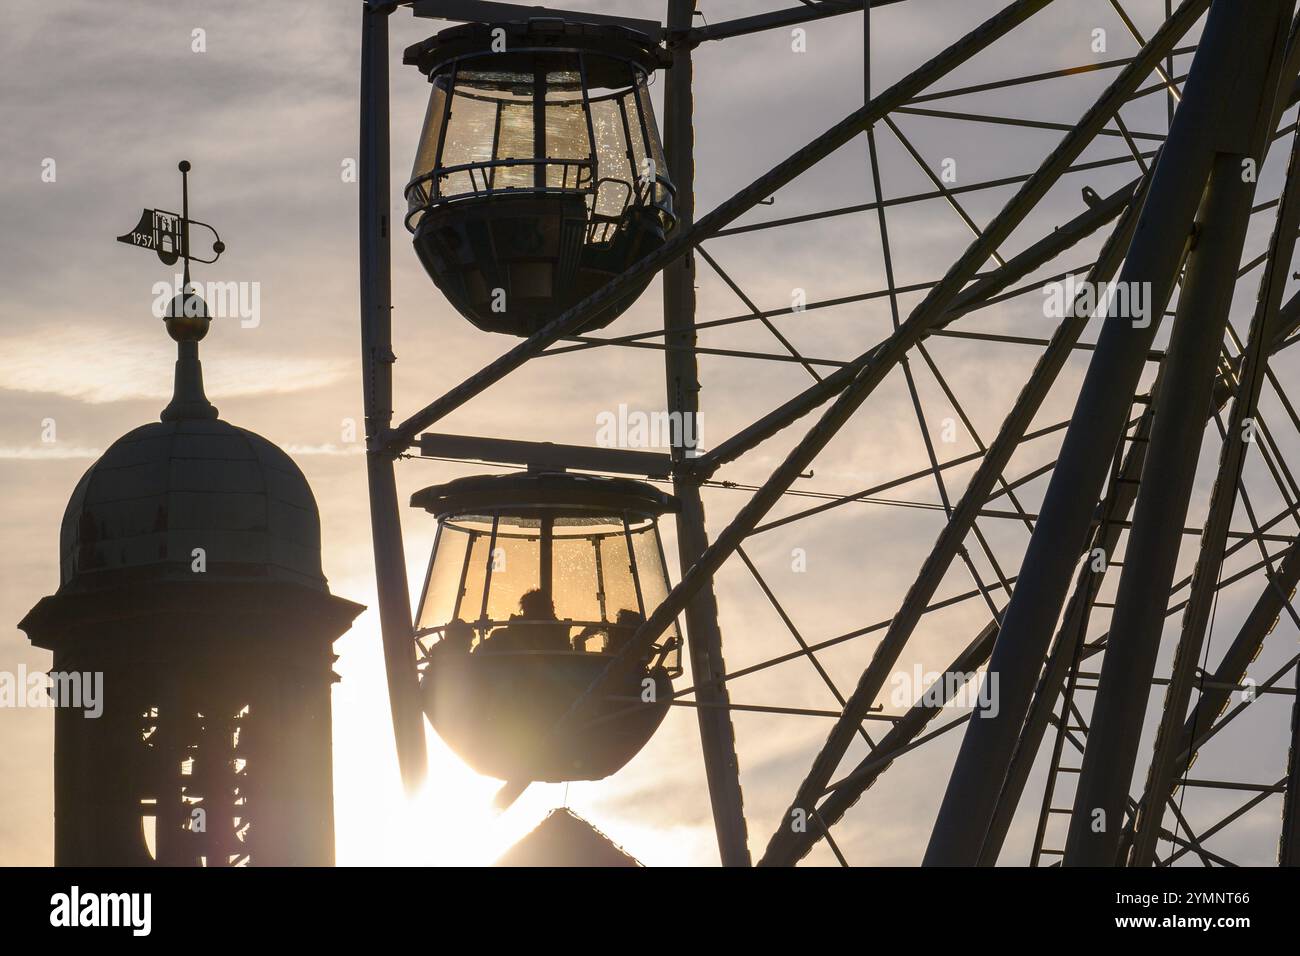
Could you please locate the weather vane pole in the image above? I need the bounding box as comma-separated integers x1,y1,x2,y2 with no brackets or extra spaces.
180,160,192,292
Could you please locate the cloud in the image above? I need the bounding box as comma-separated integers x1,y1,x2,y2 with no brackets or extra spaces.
0,445,101,460
282,443,364,456
0,327,349,404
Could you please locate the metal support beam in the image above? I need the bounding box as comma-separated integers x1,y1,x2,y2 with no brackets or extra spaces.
417,433,672,477
662,0,751,868
924,0,1250,866
979,26,1300,859
360,4,426,792
1129,68,1300,868
1281,655,1300,864
809,622,999,827
979,398,1159,863
1064,2,1294,867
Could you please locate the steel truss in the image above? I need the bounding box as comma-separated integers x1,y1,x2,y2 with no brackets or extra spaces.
358,0,1300,865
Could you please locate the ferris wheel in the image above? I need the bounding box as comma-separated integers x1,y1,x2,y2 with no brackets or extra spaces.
356,0,1300,866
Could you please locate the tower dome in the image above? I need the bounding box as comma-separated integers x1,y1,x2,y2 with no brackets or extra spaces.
60,418,326,593
57,293,326,593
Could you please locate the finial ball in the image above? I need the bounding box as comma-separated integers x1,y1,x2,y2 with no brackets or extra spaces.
164,292,210,342
178,160,191,173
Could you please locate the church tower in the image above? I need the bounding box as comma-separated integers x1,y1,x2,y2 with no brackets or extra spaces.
19,282,362,866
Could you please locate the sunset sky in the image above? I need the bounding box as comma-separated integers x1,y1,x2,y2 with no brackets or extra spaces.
3,0,1298,866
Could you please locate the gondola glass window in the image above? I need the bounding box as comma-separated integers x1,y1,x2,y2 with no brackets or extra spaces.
404,21,675,337
415,486,680,666
411,473,683,782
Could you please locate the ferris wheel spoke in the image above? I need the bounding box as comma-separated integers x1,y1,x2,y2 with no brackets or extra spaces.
810,807,851,866
548,204,1276,376
752,415,1075,536
558,333,853,369
884,116,1009,267
544,243,1101,369
696,245,824,382
1110,0,1187,106
868,114,1019,608
680,578,1005,700
868,129,1016,615
735,546,875,747
896,342,1011,616
765,622,999,865
909,44,1194,106
762,165,1154,865
715,151,1146,243
696,10,1185,481
1160,778,1286,865
914,342,1036,531
536,195,1141,470
895,103,1167,144
1109,110,1154,173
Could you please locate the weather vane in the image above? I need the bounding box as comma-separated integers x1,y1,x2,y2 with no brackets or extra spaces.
116,161,228,420
115,160,225,292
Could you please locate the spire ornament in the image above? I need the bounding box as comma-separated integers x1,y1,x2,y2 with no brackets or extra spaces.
116,160,226,421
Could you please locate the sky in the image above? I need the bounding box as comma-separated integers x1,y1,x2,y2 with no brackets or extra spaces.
2,0,1299,867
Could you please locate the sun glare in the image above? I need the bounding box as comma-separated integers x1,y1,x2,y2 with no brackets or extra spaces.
330,607,571,866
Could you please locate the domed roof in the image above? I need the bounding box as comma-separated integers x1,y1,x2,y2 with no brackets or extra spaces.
56,291,326,594
59,417,326,593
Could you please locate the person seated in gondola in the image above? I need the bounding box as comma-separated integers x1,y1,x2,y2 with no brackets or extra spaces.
479,588,571,653
423,618,475,721
571,608,651,670
437,617,474,655
605,608,647,660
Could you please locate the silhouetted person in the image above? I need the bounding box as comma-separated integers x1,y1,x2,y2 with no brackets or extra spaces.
437,618,474,655
605,609,646,660
424,618,474,719
480,588,571,653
